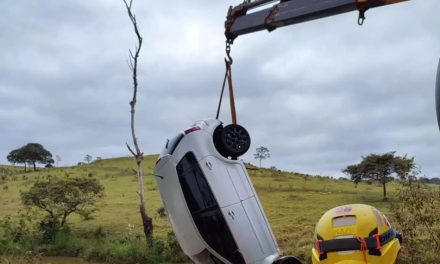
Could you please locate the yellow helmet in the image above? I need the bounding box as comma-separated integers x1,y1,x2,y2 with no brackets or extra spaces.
312,204,402,264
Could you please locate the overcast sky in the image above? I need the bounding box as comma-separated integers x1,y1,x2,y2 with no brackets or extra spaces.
1,0,439,178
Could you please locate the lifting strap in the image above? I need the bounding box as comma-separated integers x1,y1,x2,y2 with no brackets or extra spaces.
216,40,237,125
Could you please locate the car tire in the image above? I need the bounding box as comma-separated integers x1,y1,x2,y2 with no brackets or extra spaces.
218,124,251,159
213,125,228,158
273,256,304,264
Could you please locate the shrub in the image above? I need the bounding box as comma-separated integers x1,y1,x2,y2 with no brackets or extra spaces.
93,226,106,239
0,210,39,254
157,207,167,217
21,178,104,231
391,179,440,264
39,217,60,243
165,231,187,262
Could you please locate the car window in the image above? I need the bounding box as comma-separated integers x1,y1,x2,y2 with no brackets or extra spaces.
161,133,184,156
177,152,217,212
177,152,245,264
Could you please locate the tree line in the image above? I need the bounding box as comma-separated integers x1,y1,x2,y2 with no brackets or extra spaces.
419,177,440,185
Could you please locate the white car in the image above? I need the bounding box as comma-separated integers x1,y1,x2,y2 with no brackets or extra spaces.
154,119,302,264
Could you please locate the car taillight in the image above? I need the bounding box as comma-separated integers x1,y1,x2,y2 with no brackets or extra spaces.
185,126,201,134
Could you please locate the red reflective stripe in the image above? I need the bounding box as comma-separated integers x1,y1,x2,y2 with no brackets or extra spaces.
315,240,323,255
373,234,382,250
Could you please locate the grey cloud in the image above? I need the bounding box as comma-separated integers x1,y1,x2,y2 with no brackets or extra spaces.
1,0,439,178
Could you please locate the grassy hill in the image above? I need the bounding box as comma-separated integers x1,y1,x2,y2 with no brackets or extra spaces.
0,156,398,262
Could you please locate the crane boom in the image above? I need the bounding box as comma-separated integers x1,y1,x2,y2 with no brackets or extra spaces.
225,0,409,42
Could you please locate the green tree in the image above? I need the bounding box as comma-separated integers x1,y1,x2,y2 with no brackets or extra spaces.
343,152,415,200
254,146,270,168
7,143,53,171
21,178,104,228
7,148,27,172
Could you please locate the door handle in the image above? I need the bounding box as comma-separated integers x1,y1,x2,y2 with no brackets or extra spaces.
228,210,235,220
205,161,213,170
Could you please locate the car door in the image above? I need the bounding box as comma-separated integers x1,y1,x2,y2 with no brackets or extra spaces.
177,152,245,264
222,202,267,263
199,155,241,207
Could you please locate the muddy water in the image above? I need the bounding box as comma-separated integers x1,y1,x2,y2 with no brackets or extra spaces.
1,256,100,264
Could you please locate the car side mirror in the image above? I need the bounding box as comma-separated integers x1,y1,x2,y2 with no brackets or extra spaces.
436,58,440,131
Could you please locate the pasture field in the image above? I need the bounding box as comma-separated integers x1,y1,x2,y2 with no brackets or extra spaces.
0,156,398,263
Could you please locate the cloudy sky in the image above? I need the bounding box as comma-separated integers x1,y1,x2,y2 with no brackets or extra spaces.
1,0,439,177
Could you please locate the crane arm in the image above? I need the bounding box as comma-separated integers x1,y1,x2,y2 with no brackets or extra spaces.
225,0,409,42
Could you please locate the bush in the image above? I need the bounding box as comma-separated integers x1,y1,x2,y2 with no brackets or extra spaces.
0,210,39,255
39,217,60,243
165,231,187,262
157,207,167,217
21,177,104,229
38,230,81,257
391,179,440,264
93,226,106,239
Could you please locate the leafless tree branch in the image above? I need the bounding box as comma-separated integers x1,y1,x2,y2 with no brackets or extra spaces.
123,0,153,247
126,142,136,157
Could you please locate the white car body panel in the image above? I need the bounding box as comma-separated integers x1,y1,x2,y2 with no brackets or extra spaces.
200,156,241,207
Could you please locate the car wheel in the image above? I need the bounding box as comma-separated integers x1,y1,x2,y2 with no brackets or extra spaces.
274,256,304,264
213,125,228,158
220,124,251,159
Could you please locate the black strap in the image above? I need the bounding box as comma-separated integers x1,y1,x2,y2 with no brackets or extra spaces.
316,229,400,254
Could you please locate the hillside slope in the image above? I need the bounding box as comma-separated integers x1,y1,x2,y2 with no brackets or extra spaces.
0,156,397,261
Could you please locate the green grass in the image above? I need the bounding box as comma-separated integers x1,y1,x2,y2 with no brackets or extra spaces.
0,156,398,263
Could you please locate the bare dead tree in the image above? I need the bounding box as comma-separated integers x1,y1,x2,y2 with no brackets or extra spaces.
123,0,153,246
